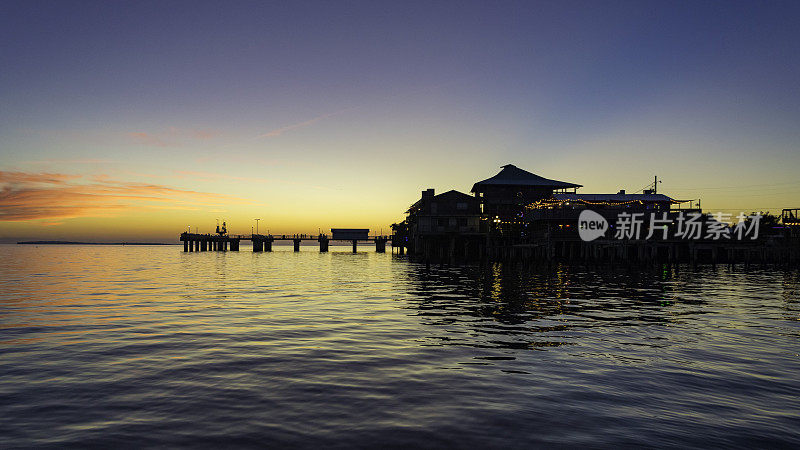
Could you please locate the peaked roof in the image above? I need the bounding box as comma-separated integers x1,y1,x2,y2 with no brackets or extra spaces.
471,164,582,192
406,189,476,213
434,189,475,201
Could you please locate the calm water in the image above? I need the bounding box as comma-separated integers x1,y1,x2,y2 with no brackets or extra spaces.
1,244,799,448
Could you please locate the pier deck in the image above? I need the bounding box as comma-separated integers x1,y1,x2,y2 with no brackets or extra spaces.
180,232,390,253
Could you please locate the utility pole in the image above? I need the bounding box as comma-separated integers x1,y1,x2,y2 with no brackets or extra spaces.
654,175,658,194
254,218,261,235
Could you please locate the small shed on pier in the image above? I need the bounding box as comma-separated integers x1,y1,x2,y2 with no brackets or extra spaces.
331,228,369,240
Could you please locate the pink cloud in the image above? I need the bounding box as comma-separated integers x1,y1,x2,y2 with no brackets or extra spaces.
0,171,252,222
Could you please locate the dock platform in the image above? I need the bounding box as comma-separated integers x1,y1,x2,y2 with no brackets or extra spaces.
180,232,390,253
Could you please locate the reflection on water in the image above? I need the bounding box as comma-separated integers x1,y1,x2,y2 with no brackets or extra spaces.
404,263,728,352
1,245,799,447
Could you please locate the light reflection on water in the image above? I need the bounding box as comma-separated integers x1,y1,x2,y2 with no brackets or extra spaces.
1,244,799,447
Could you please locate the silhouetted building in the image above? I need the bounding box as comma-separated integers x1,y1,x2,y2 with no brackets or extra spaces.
407,189,482,234
525,190,696,241
471,164,582,220
403,189,485,259
527,191,680,215
393,163,713,262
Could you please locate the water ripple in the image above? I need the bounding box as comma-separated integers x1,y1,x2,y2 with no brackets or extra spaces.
1,245,799,447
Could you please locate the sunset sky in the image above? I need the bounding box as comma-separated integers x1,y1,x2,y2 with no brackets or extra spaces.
2,1,799,242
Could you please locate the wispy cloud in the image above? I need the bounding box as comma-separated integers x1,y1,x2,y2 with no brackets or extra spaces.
0,171,83,185
19,158,116,166
128,127,221,147
129,132,172,147
254,83,449,139
258,108,353,138
0,171,251,222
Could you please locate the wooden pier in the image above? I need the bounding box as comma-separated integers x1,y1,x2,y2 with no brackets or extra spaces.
480,237,800,266
180,232,390,253
394,233,800,267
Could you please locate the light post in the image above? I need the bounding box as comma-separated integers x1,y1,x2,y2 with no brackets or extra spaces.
254,218,261,235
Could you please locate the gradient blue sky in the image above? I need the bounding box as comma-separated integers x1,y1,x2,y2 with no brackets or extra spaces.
1,1,799,241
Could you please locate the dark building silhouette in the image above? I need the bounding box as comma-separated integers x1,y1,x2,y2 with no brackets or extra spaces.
526,190,685,224
403,189,485,258
391,163,798,265
407,189,482,234
471,164,582,220
395,164,699,259
546,192,675,210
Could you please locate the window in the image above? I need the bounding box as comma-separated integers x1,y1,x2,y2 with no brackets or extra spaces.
456,202,467,210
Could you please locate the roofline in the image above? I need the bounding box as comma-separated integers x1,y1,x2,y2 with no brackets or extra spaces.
471,182,583,192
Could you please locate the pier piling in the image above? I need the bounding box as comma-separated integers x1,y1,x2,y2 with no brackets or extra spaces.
375,236,387,253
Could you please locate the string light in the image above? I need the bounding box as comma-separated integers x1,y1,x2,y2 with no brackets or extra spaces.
526,198,694,209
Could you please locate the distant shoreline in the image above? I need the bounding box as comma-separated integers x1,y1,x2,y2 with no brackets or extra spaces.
16,241,178,246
